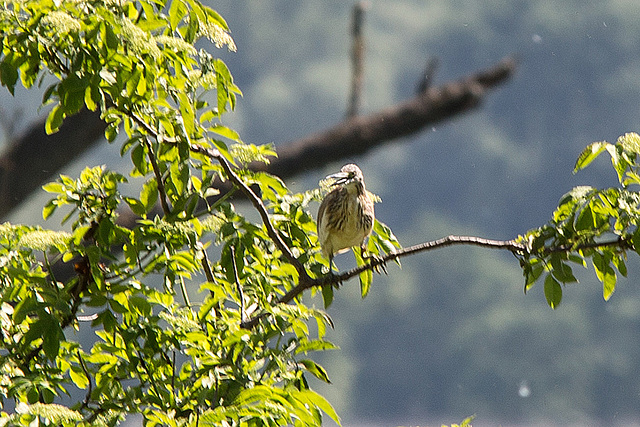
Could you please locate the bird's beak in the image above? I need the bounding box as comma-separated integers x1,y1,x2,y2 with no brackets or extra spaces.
324,171,351,186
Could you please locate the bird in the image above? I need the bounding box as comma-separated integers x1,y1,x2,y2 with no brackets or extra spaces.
317,164,374,270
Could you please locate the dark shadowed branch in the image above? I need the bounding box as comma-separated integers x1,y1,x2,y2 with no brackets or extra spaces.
0,109,107,218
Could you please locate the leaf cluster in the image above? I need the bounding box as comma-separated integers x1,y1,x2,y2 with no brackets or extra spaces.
0,0,388,425
517,133,640,308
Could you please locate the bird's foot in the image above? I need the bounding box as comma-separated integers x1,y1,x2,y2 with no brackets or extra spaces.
363,253,388,275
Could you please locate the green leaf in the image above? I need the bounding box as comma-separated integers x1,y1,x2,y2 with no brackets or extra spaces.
24,313,64,360
59,74,88,114
524,259,545,293
84,84,101,111
574,141,609,173
295,339,338,355
69,367,89,389
169,162,189,196
131,143,148,175
593,252,617,301
42,182,64,194
124,197,145,216
543,274,562,309
0,59,19,95
354,247,373,297
298,359,331,383
210,123,241,142
612,254,628,277
105,122,119,142
321,285,333,309
168,0,188,30
602,272,617,301
549,253,577,283
295,390,341,426
42,200,58,220
45,104,65,134
140,179,159,213
575,204,595,231
359,269,372,298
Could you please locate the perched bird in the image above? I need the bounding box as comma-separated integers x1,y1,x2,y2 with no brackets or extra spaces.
317,164,375,269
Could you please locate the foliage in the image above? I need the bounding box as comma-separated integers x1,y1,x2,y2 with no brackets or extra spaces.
0,0,402,425
517,132,640,308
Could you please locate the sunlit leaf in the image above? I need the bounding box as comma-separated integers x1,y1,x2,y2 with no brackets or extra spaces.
298,359,331,383
543,274,562,309
45,104,65,134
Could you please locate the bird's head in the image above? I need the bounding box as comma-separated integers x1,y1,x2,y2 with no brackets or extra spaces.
324,164,365,192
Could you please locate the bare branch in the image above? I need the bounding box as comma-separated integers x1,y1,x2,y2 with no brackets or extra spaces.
346,1,368,118
278,235,525,305
0,108,106,219
416,57,439,94
0,57,515,220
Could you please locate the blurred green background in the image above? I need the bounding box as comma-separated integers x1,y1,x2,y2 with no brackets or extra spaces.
3,1,640,426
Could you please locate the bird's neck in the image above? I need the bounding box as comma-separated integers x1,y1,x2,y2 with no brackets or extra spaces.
345,182,365,196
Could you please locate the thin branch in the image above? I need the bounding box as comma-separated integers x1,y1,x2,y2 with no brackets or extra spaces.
201,248,215,284
190,144,312,284
240,234,634,329
416,57,439,94
77,350,93,411
541,236,632,255
230,245,246,324
278,235,525,305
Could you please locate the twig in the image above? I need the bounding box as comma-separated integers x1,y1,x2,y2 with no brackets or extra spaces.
346,1,368,118
77,350,93,411
540,236,631,255
416,57,439,94
230,245,246,324
201,248,215,284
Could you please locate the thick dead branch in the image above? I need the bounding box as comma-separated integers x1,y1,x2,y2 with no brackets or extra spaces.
252,56,517,178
